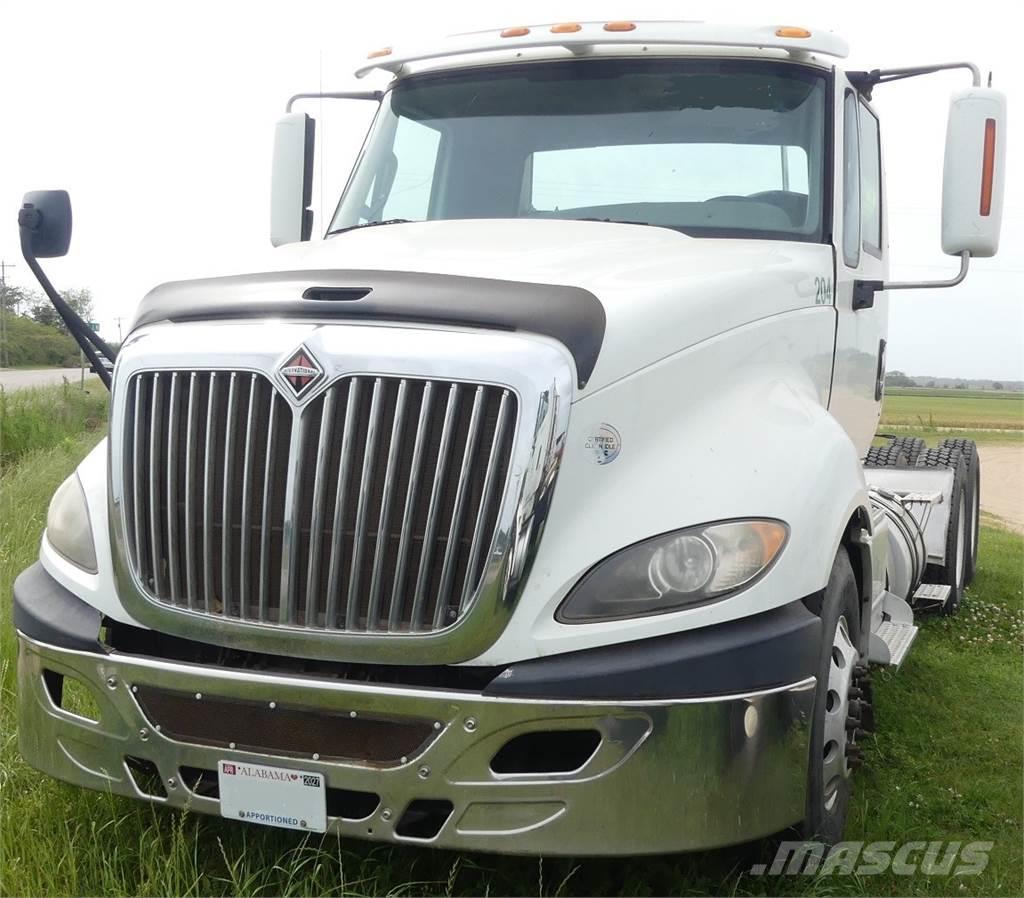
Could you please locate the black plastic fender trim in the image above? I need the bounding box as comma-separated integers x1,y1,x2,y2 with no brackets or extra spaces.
129,268,606,388
484,599,822,701
13,563,105,654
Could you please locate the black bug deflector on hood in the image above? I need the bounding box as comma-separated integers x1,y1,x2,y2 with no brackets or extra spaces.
129,269,605,388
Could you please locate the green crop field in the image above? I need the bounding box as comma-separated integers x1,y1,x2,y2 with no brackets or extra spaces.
1,386,1021,897
881,388,1024,432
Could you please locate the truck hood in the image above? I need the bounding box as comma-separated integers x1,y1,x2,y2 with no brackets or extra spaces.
142,219,833,396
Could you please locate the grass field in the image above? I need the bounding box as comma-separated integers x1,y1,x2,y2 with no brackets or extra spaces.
0,388,1021,897
0,378,107,468
881,388,1024,432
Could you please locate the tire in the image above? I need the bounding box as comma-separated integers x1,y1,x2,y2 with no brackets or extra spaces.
864,444,909,467
803,550,862,845
888,436,926,466
916,447,969,615
939,438,980,584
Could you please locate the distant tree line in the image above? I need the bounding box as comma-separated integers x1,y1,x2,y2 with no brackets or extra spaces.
0,284,94,367
885,371,1014,391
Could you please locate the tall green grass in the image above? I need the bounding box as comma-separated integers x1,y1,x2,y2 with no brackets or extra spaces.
0,379,108,469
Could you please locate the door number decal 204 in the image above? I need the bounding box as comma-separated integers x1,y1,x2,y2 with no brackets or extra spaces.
814,276,833,304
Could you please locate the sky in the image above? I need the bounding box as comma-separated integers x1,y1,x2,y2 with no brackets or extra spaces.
1,0,1021,380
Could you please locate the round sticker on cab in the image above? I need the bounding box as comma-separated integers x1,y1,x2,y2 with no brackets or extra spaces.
585,423,621,464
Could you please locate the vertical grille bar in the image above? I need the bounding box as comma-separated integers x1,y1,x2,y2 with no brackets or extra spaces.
130,379,145,576
434,385,486,628
366,379,408,630
387,381,433,632
202,373,219,612
220,373,238,614
238,374,258,618
257,391,280,622
410,383,460,630
304,388,337,626
278,405,309,625
325,379,361,629
123,369,519,637
461,389,513,610
147,373,165,597
345,378,384,630
184,373,199,609
165,372,182,604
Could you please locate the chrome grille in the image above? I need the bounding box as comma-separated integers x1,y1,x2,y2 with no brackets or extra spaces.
122,371,517,634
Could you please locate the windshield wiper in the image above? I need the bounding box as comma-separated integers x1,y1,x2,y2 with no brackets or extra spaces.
572,217,669,229
327,218,413,236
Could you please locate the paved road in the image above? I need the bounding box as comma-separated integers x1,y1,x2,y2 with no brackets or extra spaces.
0,367,89,391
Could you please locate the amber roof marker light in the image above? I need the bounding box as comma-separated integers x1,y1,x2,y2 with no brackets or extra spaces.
775,26,812,38
500,26,531,37
604,21,637,32
550,23,582,34
980,118,997,216
366,47,392,59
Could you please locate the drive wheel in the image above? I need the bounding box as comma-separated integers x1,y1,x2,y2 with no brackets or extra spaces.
803,550,862,844
888,436,926,466
916,447,969,615
864,444,909,467
939,438,980,583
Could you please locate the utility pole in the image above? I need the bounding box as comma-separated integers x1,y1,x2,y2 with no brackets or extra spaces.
0,260,16,369
114,316,125,341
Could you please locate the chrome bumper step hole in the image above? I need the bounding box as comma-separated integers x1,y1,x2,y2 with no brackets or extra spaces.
124,756,167,799
177,765,381,820
41,668,101,723
489,729,602,774
395,799,455,839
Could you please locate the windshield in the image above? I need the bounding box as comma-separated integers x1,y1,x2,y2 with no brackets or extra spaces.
330,59,829,242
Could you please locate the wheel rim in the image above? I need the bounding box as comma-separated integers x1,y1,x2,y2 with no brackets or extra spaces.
822,615,858,811
956,492,966,588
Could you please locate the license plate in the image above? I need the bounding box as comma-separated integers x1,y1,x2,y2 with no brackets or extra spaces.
218,760,326,833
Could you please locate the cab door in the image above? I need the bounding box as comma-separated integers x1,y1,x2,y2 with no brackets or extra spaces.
830,79,889,455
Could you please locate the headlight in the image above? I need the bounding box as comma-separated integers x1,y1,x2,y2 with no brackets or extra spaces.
556,519,788,623
46,473,98,573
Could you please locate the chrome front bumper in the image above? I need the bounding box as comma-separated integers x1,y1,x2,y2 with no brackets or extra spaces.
18,632,814,856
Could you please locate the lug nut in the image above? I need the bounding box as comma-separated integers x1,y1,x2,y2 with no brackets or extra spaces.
139,728,149,741
105,676,118,689
464,717,478,732
417,765,431,779
167,777,177,789
381,807,393,821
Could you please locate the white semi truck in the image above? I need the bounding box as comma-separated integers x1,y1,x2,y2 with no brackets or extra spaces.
14,21,1007,854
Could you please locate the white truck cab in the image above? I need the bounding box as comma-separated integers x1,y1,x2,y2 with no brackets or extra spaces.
14,21,1007,854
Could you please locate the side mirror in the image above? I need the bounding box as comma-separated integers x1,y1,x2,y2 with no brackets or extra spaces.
941,87,1006,257
270,112,315,247
19,190,72,258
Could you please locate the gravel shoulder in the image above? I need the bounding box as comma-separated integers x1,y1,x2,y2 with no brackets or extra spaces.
978,444,1024,533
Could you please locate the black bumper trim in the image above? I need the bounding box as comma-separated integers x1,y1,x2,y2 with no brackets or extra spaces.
13,563,105,654
485,599,822,700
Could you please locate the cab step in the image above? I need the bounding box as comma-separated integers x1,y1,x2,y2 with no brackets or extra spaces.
869,620,919,668
912,582,952,609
